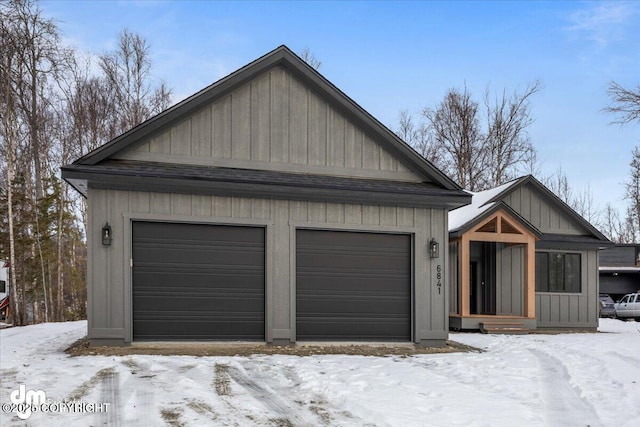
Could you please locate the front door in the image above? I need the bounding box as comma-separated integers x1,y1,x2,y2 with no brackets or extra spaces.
470,242,496,315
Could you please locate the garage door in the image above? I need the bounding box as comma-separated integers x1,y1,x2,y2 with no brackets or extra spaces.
132,222,265,341
296,229,411,341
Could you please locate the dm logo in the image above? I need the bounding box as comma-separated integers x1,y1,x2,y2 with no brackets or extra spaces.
10,385,46,420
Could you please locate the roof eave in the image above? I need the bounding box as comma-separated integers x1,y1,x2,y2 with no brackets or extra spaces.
61,166,471,210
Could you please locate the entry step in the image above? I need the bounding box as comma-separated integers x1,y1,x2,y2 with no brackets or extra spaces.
479,322,530,335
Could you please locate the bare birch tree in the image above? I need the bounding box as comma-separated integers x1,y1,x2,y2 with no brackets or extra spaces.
99,29,172,137
484,81,541,186
0,6,23,324
423,85,486,191
399,82,540,191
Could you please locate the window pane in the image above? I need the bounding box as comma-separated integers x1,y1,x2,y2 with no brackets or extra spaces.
535,253,549,292
549,253,564,292
564,254,581,293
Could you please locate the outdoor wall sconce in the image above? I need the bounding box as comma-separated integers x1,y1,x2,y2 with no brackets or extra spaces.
429,238,439,259
102,223,112,246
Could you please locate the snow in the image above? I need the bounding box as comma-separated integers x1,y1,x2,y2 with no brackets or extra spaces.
1,320,640,426
448,179,520,232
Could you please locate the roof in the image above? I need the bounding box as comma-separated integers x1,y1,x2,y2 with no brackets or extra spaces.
448,179,520,233
68,45,462,192
448,175,611,245
62,160,470,209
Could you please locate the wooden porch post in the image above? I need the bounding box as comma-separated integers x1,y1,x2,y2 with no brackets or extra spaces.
525,236,536,318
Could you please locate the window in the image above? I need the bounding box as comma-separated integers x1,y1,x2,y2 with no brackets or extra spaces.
0,280,5,293
535,252,581,293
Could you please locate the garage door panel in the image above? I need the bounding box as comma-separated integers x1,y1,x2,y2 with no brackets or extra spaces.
134,291,264,311
132,222,265,341
297,318,409,341
296,229,411,341
134,244,264,265
135,317,264,341
298,276,409,292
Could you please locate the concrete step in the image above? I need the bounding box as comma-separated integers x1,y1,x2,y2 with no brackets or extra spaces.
480,322,529,335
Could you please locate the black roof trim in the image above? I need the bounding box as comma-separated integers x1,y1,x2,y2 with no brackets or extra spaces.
484,175,610,243
536,234,614,250
71,45,461,191
61,160,471,210
449,201,542,238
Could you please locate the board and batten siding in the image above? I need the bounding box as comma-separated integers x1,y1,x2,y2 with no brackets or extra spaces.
113,66,425,184
449,241,459,314
495,244,524,316
535,249,599,328
502,186,586,235
88,187,449,344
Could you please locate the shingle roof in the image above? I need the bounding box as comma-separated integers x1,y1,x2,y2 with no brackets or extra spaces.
62,160,470,209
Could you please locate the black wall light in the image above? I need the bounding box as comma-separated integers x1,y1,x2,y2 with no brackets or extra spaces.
102,223,112,246
429,238,439,259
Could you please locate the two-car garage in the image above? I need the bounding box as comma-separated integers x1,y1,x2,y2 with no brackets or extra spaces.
132,222,412,342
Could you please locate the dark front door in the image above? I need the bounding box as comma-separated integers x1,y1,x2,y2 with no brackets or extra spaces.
296,229,411,341
470,241,496,315
132,221,265,341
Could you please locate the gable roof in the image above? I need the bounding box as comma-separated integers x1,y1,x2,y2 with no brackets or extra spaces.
449,200,542,239
71,45,461,191
448,175,610,244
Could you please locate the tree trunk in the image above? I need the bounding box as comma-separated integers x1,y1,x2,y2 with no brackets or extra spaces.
56,189,64,320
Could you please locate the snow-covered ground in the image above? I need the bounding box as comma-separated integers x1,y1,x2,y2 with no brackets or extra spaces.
1,320,639,427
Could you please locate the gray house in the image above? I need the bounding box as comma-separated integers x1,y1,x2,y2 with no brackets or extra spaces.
599,244,640,301
62,46,470,346
448,176,611,331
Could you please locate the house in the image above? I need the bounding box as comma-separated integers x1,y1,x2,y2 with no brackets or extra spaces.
62,46,471,346
448,176,611,331
599,244,640,301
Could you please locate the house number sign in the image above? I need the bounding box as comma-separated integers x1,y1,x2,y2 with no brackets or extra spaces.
436,264,442,294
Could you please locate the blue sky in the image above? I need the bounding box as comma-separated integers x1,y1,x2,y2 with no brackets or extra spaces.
42,0,640,212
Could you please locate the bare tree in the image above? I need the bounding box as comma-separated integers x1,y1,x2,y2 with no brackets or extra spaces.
542,167,573,206
0,4,23,324
604,80,640,242
423,85,486,191
624,147,640,242
400,82,541,191
99,29,172,137
298,47,321,70
484,81,541,186
397,110,441,166
605,81,640,125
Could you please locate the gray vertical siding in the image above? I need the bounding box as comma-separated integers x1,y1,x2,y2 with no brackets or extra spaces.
503,186,586,235
503,183,599,328
115,66,424,183
495,244,524,316
88,188,448,344
535,249,599,328
449,241,459,314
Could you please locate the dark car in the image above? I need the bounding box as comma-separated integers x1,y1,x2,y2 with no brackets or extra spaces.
599,294,616,318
